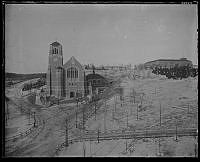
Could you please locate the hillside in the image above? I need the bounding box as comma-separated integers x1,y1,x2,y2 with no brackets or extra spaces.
5,72,46,81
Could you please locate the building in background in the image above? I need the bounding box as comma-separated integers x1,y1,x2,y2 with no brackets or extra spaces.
144,58,193,69
86,72,109,95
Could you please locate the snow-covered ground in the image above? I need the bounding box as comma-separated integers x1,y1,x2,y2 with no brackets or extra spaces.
5,71,198,157
58,74,198,157
5,87,34,139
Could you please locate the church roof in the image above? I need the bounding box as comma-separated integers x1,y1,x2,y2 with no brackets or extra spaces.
56,66,63,70
51,41,61,46
86,73,106,80
63,56,84,70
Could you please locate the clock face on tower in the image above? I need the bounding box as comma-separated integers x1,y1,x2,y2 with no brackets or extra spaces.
53,57,58,62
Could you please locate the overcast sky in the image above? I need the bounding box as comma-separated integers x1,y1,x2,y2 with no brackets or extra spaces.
5,4,198,74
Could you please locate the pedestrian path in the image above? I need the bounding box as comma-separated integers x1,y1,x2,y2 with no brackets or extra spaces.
5,115,33,139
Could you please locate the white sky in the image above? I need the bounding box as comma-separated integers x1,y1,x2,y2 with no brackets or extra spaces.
5,4,198,74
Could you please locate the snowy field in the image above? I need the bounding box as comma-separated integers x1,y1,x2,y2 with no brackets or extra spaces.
58,74,198,157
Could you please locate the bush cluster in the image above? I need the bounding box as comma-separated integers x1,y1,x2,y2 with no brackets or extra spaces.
22,78,46,91
152,65,198,79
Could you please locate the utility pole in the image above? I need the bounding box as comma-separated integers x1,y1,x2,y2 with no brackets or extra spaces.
137,104,138,120
90,138,92,157
175,117,178,141
83,138,86,157
112,109,115,120
133,89,135,104
33,112,36,127
114,96,117,112
5,101,9,126
140,93,144,106
158,137,161,156
194,142,197,157
130,104,133,116
188,103,190,114
125,139,128,153
104,100,107,132
160,101,162,128
82,107,85,130
127,112,129,128
65,118,68,147
97,128,100,143
95,102,97,120
6,101,9,120
75,110,78,128
29,111,31,125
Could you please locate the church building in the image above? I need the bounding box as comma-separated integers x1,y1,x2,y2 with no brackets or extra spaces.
46,42,86,99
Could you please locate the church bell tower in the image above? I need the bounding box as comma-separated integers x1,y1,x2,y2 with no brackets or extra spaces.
47,41,63,97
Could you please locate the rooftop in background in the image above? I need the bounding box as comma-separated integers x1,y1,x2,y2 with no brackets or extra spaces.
50,41,61,46
145,58,192,64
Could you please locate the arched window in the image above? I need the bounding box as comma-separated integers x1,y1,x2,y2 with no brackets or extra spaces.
67,67,78,78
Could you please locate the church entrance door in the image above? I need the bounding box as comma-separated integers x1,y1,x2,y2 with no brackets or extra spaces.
70,91,75,98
